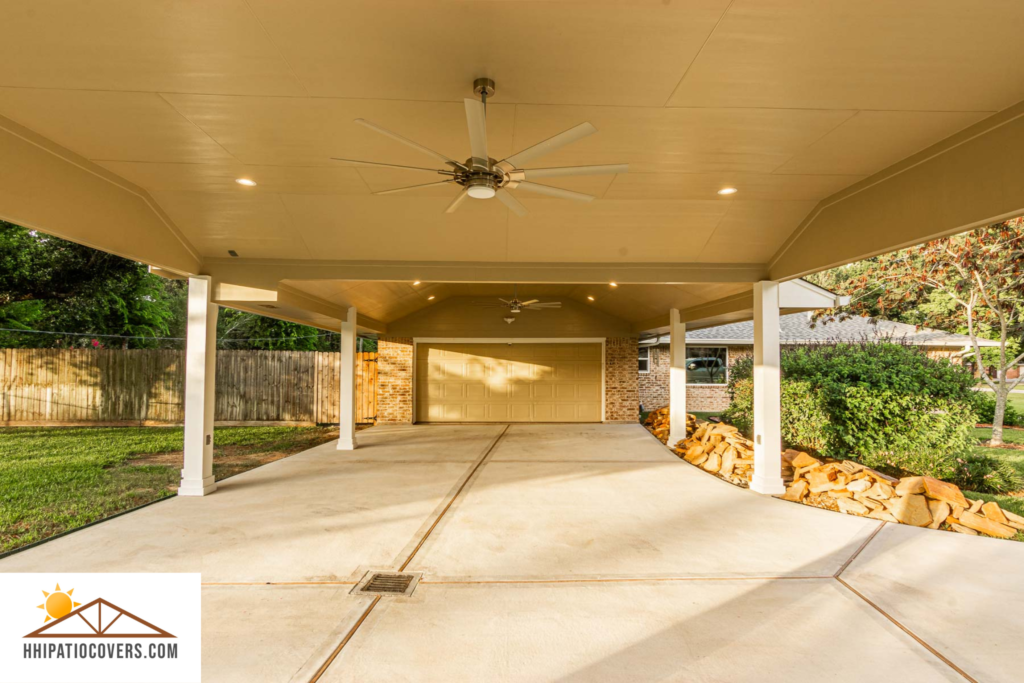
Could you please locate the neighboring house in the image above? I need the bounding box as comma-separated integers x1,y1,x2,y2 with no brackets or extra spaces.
638,313,1001,413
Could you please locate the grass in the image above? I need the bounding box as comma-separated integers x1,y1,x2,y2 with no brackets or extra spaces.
0,425,337,554
974,389,1024,416
964,424,1024,540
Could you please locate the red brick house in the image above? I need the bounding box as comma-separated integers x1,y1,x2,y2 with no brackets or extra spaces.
638,313,1000,413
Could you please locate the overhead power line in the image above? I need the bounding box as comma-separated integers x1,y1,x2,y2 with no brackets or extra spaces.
0,327,339,343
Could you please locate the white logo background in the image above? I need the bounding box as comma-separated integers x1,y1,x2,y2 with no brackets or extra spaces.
0,573,200,683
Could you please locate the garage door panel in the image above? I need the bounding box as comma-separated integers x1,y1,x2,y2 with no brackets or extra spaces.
534,363,555,380
533,384,554,399
555,384,577,399
465,404,487,421
442,384,465,399
509,404,532,421
417,342,602,423
509,384,531,399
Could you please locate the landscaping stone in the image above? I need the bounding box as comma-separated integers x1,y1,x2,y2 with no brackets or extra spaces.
643,407,1022,541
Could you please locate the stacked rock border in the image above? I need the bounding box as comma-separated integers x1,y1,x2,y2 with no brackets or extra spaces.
645,407,1024,540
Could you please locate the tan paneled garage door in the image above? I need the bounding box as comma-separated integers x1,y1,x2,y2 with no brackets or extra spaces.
416,342,602,422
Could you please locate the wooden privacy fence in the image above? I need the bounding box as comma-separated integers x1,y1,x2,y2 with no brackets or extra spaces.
0,348,378,426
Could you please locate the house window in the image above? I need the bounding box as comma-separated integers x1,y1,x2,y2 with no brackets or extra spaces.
686,346,728,385
638,346,650,373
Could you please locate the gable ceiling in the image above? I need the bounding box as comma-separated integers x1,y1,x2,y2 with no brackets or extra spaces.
1,0,1022,328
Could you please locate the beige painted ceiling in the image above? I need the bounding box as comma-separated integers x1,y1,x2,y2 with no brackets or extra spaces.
1,0,1022,327
281,280,752,327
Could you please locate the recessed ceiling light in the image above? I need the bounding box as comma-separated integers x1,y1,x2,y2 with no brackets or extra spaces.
587,296,595,301
717,187,738,196
413,281,421,286
427,295,435,300
609,282,618,288
235,178,257,187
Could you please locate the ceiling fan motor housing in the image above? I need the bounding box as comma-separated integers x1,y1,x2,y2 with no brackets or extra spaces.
466,176,497,199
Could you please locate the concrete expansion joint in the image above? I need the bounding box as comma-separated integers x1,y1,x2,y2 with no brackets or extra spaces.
305,424,510,683
830,522,977,683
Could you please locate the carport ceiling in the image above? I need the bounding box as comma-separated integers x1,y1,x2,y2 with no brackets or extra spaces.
2,0,1023,268
280,281,753,327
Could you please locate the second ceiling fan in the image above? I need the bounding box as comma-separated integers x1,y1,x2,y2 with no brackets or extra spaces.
333,78,628,216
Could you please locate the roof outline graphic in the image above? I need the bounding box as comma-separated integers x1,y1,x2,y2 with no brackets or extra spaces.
25,598,175,638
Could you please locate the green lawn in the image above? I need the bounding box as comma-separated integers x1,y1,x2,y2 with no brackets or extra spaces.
974,390,1024,415
965,425,1024,536
0,425,336,554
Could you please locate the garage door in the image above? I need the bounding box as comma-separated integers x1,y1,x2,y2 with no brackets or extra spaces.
416,342,602,422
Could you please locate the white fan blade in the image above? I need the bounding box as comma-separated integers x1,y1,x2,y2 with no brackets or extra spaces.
331,158,449,174
354,119,466,169
530,302,562,308
496,189,528,217
501,122,596,168
374,180,454,196
498,298,512,304
521,299,540,305
523,164,628,180
464,98,488,162
517,182,595,203
445,187,471,214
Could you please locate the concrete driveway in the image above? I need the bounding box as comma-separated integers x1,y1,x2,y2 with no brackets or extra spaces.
2,424,1021,682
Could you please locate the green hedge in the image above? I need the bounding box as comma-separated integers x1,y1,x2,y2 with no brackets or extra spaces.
722,343,979,479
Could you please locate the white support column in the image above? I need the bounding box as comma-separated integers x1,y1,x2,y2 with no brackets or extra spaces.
179,276,218,496
337,306,358,450
751,281,785,495
668,308,688,447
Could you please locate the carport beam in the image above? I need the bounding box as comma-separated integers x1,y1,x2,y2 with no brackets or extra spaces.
179,275,218,496
751,281,786,495
338,306,358,450
668,309,687,447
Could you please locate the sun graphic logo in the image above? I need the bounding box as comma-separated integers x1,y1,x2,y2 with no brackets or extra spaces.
37,583,82,623
24,582,175,638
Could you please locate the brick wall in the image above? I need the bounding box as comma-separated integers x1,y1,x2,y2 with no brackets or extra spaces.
377,336,413,424
639,344,752,414
605,337,639,422
638,345,670,410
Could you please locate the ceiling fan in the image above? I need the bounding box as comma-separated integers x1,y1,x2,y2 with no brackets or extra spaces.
332,78,628,216
475,285,562,314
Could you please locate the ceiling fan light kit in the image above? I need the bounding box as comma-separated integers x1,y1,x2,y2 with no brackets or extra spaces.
332,79,628,216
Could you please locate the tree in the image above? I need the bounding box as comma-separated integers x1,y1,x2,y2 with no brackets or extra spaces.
0,221,182,348
217,308,339,351
810,218,1024,445
1,220,361,353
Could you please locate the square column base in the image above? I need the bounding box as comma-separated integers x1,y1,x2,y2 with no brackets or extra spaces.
337,436,356,451
178,475,217,497
749,474,786,496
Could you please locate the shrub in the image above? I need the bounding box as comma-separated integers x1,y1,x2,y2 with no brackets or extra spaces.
952,453,1024,494
723,342,979,479
972,391,1024,427
723,379,829,454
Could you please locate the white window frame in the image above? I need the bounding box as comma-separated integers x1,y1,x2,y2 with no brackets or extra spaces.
638,346,650,374
684,345,729,387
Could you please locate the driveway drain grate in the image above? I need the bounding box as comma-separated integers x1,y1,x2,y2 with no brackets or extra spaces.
354,571,422,597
